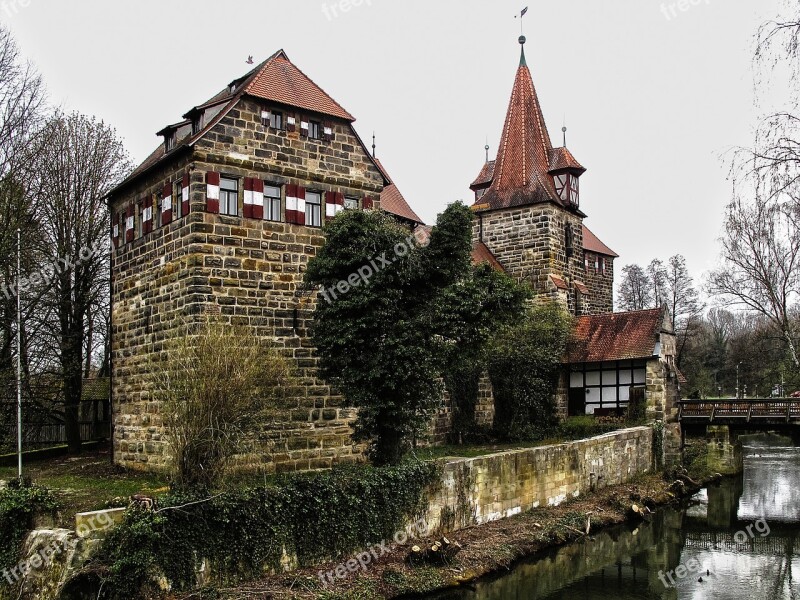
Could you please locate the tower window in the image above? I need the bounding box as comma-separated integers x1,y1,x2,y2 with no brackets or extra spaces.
264,184,282,222
306,191,322,227
309,121,322,140
565,224,574,258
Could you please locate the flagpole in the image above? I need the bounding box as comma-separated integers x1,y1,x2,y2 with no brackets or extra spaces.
16,227,22,480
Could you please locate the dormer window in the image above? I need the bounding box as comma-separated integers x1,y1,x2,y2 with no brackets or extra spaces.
553,173,580,207
165,131,176,152
192,112,204,135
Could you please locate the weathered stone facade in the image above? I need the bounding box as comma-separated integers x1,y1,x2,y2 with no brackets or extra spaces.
582,250,615,314
109,53,390,472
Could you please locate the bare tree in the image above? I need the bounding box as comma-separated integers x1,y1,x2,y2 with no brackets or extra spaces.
34,113,129,453
617,264,652,311
664,254,703,364
709,197,800,368
647,259,668,309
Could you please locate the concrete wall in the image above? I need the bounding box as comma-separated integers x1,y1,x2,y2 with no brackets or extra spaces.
425,426,653,534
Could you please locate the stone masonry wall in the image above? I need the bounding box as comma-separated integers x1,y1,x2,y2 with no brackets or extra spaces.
110,96,385,472
424,426,653,533
582,253,614,314
474,204,589,316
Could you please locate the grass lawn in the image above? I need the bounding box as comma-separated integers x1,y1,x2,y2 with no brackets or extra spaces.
0,447,168,526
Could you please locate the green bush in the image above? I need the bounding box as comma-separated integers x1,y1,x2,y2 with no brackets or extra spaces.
78,461,440,600
488,303,572,441
558,416,622,440
0,482,59,569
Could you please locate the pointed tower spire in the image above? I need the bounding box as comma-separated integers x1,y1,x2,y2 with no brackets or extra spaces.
519,35,527,67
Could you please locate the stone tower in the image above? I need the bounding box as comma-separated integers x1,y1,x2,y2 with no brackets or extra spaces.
470,37,616,315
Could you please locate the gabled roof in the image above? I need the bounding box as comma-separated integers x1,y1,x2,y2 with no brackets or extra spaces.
473,40,585,215
471,241,505,272
548,147,585,174
583,225,618,258
470,160,495,191
109,50,362,199
373,158,424,225
243,52,355,121
566,307,672,364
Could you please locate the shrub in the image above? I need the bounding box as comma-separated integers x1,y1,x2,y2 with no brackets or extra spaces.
488,303,572,441
149,317,294,492
76,461,440,600
0,482,58,569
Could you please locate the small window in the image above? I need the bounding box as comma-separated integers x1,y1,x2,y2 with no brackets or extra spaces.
157,195,163,228
192,112,204,135
265,184,282,222
309,121,322,140
165,131,176,152
220,177,238,216
306,191,322,227
584,254,590,271
344,197,358,210
138,204,144,237
270,111,283,130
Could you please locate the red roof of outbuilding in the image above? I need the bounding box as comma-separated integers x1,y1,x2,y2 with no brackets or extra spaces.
582,225,618,258
566,307,670,363
471,241,506,272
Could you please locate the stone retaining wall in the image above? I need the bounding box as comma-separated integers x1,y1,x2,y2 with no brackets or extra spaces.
425,426,653,534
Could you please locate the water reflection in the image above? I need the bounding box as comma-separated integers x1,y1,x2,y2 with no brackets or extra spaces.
425,435,800,600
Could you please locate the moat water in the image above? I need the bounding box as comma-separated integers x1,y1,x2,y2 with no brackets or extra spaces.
425,434,800,600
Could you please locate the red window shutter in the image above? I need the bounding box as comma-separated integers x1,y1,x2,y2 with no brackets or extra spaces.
325,191,336,220
297,186,306,226
363,196,374,210
162,183,173,225
206,171,220,214
324,122,333,142
335,192,344,207
286,183,298,224
243,177,253,219
300,119,308,138
253,179,265,220
287,115,296,133
181,172,190,216
141,197,150,234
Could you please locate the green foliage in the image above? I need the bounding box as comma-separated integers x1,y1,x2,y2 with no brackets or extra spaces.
306,203,527,464
557,416,623,440
81,461,439,600
0,482,58,569
652,420,665,470
488,303,573,441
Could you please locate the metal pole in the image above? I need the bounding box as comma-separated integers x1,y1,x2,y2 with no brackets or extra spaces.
16,227,22,479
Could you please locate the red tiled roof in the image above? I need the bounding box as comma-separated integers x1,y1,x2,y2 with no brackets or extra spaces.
471,241,505,272
566,307,668,363
374,159,424,225
474,43,586,215
244,53,354,121
574,281,590,295
583,225,618,258
109,50,362,198
550,275,569,291
548,147,586,174
470,160,495,190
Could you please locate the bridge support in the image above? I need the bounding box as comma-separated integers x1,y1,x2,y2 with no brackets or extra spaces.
706,426,743,475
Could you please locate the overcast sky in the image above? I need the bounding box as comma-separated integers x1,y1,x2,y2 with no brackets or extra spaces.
2,0,790,287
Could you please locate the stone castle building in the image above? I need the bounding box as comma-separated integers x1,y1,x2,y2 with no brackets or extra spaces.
107,50,421,471
468,36,617,317
108,40,678,471
464,37,680,420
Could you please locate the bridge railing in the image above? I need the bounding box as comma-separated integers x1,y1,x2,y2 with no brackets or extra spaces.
678,399,800,423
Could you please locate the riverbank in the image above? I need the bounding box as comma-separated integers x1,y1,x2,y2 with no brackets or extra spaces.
196,471,709,600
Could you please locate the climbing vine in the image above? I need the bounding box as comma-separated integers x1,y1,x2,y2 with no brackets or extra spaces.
69,461,440,600
0,482,59,570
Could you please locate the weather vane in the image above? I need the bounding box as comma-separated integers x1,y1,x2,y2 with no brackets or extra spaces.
515,6,529,35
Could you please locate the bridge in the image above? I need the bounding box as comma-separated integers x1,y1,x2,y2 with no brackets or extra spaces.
678,399,800,427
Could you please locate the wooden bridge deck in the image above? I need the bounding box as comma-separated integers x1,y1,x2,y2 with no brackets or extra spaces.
678,399,800,426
